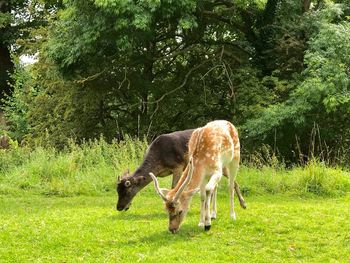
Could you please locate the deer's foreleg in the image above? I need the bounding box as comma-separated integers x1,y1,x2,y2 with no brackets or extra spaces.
211,185,217,219
204,171,222,231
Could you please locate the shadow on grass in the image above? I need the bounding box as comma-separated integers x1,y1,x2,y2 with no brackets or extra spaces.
108,211,165,221
117,223,205,248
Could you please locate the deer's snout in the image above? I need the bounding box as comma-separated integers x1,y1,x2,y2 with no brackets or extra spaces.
169,227,179,234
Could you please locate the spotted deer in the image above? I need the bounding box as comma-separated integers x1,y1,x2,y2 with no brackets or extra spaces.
150,120,243,233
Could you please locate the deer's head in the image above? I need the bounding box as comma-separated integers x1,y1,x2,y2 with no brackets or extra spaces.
116,170,146,211
150,158,198,233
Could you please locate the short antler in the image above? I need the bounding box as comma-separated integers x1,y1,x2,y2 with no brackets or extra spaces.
149,172,168,202
117,176,121,183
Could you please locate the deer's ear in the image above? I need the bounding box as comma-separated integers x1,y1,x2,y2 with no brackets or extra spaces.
123,169,130,177
160,188,170,197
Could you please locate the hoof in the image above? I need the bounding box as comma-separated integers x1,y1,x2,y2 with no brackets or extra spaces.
211,213,217,220
204,225,211,231
230,213,237,220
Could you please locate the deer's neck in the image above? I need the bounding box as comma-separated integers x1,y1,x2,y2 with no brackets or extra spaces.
130,167,152,189
170,166,202,197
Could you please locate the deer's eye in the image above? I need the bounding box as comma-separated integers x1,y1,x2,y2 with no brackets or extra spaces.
178,210,183,216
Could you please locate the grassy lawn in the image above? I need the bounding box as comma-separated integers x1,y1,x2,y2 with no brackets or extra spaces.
1,186,350,262
1,141,350,262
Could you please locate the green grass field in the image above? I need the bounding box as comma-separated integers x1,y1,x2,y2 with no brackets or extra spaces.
1,184,350,262
1,141,350,262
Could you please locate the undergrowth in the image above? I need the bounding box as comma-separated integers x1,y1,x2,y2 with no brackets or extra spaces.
0,137,148,196
0,138,349,197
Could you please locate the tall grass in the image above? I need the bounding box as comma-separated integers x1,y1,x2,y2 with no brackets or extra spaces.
238,160,350,197
0,137,148,196
1,138,349,197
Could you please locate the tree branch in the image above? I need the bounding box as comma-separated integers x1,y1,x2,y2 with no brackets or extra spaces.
131,58,212,108
74,70,106,85
303,0,311,12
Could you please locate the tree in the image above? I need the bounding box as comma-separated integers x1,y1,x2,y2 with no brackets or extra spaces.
0,0,63,105
29,0,280,142
0,0,13,103
4,0,349,165
244,3,350,161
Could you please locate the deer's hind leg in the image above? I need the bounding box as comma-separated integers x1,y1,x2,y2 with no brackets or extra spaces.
198,184,206,228
234,182,246,209
227,158,240,220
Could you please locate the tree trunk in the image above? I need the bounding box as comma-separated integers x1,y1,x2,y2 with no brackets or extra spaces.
0,1,13,104
140,41,155,136
303,0,312,12
0,44,13,102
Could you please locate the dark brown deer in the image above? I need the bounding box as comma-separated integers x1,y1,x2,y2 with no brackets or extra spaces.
116,129,195,211
116,128,247,212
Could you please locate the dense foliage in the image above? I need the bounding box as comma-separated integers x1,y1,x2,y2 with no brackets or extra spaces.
0,0,62,103
1,0,350,163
